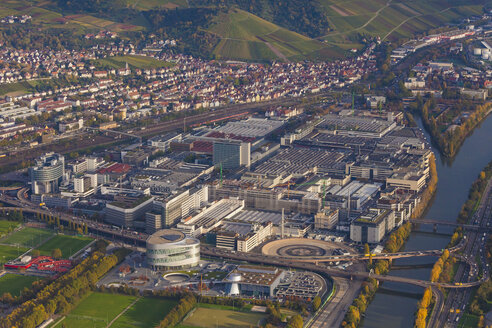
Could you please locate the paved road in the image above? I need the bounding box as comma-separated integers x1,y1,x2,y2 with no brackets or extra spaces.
435,179,492,327
1,191,486,289
309,277,363,328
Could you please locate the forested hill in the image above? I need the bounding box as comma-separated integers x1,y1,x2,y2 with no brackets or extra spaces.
5,0,492,61
188,0,330,38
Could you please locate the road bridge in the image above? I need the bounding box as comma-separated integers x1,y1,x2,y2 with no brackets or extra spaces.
201,246,485,289
410,218,491,231
1,195,484,289
85,127,142,143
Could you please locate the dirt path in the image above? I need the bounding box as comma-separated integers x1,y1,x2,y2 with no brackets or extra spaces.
382,7,451,41
320,0,393,38
330,5,350,17
106,297,140,327
264,42,289,62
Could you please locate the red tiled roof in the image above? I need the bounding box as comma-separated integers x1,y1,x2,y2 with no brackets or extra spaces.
97,163,131,174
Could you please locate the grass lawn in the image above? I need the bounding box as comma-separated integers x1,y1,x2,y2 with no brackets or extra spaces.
203,271,227,280
0,220,21,238
181,306,266,328
1,227,53,248
0,244,29,263
36,234,92,258
458,313,479,328
0,274,42,297
60,292,137,328
111,297,177,328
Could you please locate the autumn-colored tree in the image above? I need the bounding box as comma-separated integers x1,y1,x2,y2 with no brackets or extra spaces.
312,296,321,311
51,248,62,259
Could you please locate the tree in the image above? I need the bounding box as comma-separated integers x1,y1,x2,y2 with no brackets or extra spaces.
286,314,303,328
420,287,432,309
312,296,321,311
52,248,62,259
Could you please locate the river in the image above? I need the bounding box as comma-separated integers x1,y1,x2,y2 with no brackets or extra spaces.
361,113,492,328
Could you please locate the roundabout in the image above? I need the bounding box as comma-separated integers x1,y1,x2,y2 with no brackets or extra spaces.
262,238,354,259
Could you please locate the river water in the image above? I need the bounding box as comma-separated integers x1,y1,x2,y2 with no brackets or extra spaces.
361,113,492,328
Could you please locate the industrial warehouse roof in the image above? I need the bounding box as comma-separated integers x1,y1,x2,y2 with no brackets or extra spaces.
225,265,283,286
215,118,284,138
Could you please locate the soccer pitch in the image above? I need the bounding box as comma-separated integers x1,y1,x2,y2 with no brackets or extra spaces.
182,307,266,328
55,292,177,328
36,234,93,258
1,227,53,248
0,273,42,297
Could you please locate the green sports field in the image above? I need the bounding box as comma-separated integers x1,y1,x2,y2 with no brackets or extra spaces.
181,306,266,328
56,292,177,328
59,292,137,328
0,274,42,297
36,234,93,258
1,227,53,248
111,297,177,328
0,244,28,263
0,220,21,238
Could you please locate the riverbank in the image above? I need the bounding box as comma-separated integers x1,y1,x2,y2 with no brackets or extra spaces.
411,155,438,219
412,98,492,158
345,155,438,328
362,100,492,328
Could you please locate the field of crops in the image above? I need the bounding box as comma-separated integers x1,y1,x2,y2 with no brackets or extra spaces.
0,0,142,33
124,0,188,10
320,0,487,48
208,9,328,61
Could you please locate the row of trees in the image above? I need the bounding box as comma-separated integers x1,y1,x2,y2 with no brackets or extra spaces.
411,154,438,219
384,222,412,253
264,302,305,327
0,278,50,306
342,278,379,328
430,249,451,283
414,287,433,328
36,212,89,235
415,97,492,157
157,293,197,328
469,277,492,317
447,227,463,248
1,208,23,221
0,248,126,328
343,218,417,327
457,163,492,224
98,281,310,327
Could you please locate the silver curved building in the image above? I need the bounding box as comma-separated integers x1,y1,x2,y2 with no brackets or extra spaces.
146,229,200,270
30,152,65,194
